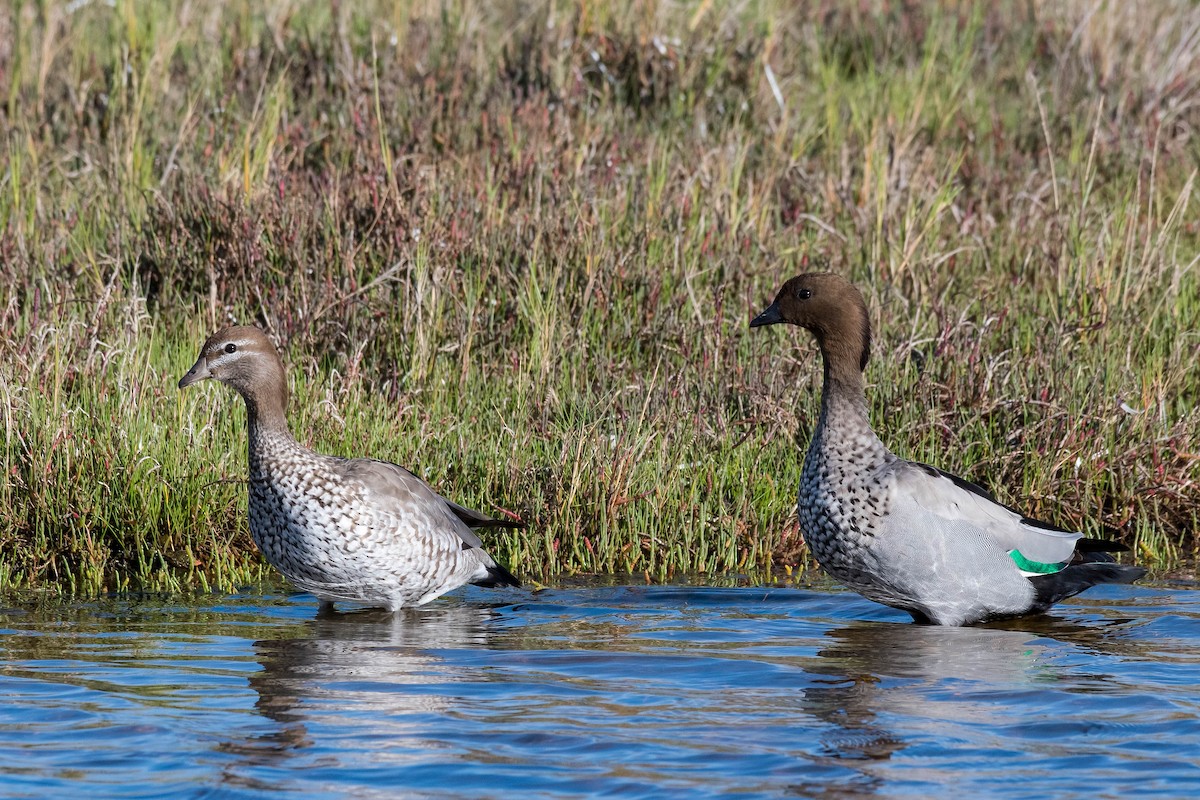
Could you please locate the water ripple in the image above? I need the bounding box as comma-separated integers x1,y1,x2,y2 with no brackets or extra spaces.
1,581,1198,798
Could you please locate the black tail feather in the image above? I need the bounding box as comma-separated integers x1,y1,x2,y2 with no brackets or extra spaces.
1029,562,1145,612
445,498,527,530
1075,537,1129,554
472,562,522,589
468,518,527,530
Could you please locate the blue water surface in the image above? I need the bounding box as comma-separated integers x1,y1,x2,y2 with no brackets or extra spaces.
1,579,1199,798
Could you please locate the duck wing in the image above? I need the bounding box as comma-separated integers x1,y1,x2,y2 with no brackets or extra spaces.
334,457,486,550
891,461,1082,565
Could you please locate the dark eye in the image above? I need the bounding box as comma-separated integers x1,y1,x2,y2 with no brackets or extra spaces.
797,288,813,300
224,343,237,354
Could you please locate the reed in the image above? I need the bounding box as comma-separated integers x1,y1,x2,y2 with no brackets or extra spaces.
2,0,1197,595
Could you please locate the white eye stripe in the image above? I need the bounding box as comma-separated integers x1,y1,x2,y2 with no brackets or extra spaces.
209,342,255,359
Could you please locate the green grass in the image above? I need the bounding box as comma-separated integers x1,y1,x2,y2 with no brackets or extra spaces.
2,0,1198,596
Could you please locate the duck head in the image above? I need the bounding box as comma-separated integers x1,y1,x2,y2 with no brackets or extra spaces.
179,326,290,416
751,272,872,374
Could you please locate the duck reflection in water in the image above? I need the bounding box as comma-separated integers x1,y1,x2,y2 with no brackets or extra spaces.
790,613,1138,794
216,602,500,782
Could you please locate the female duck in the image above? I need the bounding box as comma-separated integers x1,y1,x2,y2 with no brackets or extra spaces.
179,326,521,612
751,273,1143,625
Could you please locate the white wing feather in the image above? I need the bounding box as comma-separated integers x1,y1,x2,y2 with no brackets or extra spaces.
890,461,1081,564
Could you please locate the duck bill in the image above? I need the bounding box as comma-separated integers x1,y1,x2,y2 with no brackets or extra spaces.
749,301,783,328
178,355,212,389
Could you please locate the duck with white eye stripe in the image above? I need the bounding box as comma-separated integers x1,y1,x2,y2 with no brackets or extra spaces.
179,326,522,613
750,273,1144,625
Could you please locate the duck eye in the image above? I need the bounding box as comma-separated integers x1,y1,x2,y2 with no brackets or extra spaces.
224,343,238,354
797,288,813,300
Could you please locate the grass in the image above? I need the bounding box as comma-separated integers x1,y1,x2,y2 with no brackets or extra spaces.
1,0,1198,596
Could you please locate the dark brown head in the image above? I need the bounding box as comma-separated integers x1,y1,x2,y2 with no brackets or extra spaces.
179,326,290,418
750,272,872,373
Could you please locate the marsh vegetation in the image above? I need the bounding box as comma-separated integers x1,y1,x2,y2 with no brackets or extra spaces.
2,1,1197,594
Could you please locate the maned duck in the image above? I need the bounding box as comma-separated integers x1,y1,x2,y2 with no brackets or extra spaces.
751,273,1144,625
179,326,521,612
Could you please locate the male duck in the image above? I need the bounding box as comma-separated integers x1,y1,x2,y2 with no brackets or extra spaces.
751,273,1144,625
179,326,521,612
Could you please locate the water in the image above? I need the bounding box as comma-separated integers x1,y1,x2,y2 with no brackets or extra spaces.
2,579,1199,798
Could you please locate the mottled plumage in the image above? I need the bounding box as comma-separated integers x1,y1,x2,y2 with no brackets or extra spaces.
752,273,1143,625
179,326,521,612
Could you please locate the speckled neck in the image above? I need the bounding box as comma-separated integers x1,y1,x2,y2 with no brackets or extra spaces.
807,343,890,470
247,408,298,450
241,382,302,475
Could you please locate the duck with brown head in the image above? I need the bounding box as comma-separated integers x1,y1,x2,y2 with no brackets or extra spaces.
179,326,522,613
751,273,1144,625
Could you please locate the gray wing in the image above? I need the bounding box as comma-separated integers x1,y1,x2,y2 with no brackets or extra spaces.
891,460,1081,564
370,461,524,530
334,458,485,550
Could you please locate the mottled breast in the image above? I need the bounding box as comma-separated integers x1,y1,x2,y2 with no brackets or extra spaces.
798,434,894,588
247,442,368,588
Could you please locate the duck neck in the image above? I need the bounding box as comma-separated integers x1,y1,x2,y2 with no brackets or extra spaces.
242,381,296,470
815,352,871,438
808,324,886,468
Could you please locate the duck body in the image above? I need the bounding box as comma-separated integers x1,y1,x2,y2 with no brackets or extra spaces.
753,274,1144,625
180,326,520,612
